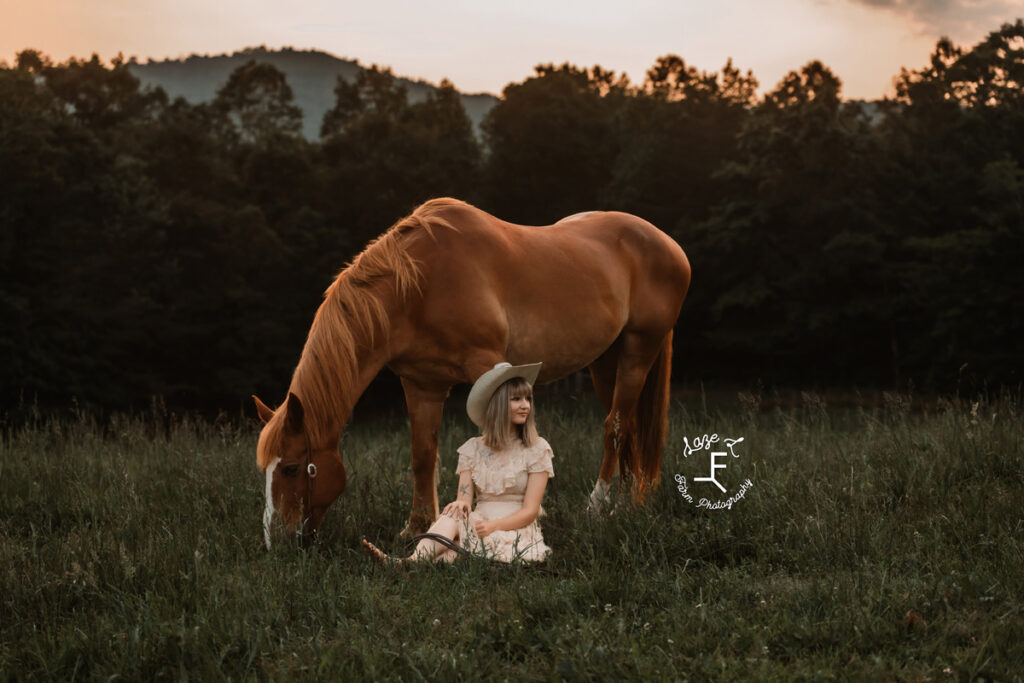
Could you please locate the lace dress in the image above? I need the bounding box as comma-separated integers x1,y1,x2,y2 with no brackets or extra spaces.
453,436,555,562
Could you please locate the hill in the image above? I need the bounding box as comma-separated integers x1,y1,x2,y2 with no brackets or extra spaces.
127,46,499,139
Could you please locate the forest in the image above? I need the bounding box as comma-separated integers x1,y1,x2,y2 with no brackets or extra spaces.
1,20,1022,414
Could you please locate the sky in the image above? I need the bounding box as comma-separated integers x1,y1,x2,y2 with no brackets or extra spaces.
2,0,1021,99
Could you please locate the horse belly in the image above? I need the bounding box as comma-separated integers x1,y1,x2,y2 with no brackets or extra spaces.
503,273,629,381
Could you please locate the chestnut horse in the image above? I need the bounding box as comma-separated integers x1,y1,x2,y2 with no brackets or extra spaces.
254,198,690,547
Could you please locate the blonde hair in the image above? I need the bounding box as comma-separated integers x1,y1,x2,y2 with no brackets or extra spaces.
481,377,538,450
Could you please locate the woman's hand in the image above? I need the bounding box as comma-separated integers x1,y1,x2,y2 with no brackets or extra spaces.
474,519,498,538
442,500,468,520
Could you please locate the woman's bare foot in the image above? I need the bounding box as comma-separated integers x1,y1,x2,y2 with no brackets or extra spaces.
362,538,400,565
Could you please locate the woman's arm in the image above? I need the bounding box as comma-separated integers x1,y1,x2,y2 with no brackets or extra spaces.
441,470,475,520
475,472,548,536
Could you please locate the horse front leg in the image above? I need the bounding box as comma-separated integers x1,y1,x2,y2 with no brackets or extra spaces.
400,378,448,538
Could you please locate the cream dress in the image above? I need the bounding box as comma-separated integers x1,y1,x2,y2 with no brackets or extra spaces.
453,436,555,562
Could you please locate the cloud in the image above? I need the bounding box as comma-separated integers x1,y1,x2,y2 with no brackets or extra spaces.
844,0,1021,42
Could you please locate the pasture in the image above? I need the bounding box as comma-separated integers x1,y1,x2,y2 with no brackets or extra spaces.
1,391,1022,680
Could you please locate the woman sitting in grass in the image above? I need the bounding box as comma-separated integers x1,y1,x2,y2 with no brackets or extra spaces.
363,362,554,563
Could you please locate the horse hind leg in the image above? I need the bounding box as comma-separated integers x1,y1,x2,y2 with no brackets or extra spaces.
631,329,672,501
587,349,619,514
596,330,672,510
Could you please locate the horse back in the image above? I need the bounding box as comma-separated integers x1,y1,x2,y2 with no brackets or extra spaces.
414,202,687,291
393,201,690,380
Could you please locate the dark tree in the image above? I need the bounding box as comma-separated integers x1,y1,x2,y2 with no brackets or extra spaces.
4,23,1024,414
480,63,629,224
214,60,303,144
320,66,481,246
41,53,166,142
0,58,174,407
687,61,891,384
876,20,1024,386
605,56,757,233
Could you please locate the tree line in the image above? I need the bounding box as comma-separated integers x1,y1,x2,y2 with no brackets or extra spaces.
1,20,1022,414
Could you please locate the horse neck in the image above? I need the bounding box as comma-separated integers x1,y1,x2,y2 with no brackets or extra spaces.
288,284,398,446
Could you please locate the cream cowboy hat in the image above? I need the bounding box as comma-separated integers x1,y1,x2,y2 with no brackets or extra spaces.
466,361,542,427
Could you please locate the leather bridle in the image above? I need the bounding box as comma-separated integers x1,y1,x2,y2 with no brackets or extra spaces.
300,429,318,541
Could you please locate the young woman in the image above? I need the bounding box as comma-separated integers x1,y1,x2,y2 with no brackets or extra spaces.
363,361,554,563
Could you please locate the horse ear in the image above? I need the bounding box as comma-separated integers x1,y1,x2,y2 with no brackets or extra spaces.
285,392,305,433
253,395,275,424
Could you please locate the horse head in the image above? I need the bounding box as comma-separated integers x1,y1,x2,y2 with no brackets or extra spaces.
254,393,347,549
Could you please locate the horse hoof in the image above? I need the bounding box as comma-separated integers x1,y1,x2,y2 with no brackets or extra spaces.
587,479,612,514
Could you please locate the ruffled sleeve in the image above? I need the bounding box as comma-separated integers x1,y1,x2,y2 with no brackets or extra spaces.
526,437,555,478
455,438,478,475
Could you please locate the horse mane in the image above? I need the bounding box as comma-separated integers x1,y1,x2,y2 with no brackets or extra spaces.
257,198,465,469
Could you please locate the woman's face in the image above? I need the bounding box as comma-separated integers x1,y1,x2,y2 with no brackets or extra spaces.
509,392,531,425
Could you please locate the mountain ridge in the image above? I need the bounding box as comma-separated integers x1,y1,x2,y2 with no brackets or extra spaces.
127,46,499,139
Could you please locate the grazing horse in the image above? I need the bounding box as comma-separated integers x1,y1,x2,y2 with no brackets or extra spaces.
255,198,690,547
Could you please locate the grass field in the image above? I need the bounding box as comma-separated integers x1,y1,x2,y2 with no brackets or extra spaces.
2,390,1022,680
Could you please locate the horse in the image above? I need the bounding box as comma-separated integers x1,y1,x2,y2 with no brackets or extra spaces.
254,198,691,548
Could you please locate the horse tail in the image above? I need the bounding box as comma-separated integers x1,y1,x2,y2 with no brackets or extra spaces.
633,329,673,500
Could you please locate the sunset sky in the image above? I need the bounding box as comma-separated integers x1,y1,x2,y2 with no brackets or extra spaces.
2,0,1020,99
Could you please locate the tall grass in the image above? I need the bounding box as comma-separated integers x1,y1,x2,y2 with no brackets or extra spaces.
1,393,1021,679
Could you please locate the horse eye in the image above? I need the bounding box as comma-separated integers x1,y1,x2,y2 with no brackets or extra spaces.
280,464,300,477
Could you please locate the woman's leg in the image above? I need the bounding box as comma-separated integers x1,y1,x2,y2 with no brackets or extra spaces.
363,510,461,564
408,513,460,561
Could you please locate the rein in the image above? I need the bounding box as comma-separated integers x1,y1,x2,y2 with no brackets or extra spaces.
410,532,470,556
406,532,563,576
301,430,318,541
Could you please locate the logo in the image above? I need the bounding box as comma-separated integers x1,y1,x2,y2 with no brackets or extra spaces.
674,433,754,511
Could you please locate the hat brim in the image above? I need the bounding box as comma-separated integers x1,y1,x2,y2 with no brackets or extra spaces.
466,362,542,427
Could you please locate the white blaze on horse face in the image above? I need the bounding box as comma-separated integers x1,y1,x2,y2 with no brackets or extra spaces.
263,457,280,550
